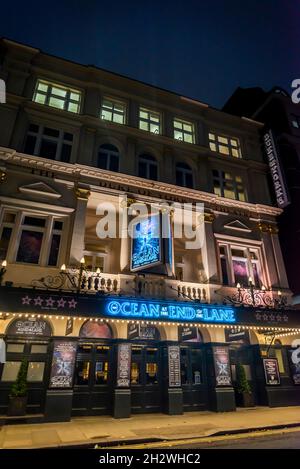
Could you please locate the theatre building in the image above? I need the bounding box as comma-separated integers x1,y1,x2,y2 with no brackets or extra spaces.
0,39,299,422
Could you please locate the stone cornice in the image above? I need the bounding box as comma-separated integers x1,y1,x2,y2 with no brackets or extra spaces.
0,148,282,217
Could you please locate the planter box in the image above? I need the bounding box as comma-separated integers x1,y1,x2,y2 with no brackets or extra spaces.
236,392,255,408
7,396,28,416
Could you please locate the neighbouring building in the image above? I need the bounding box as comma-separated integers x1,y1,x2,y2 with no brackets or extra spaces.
223,86,300,304
0,40,299,423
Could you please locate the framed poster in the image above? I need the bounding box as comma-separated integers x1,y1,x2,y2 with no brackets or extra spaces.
49,341,77,388
178,326,198,342
213,346,232,386
263,358,280,385
130,213,162,272
7,317,51,337
225,328,250,344
168,345,181,387
117,343,131,387
287,349,300,385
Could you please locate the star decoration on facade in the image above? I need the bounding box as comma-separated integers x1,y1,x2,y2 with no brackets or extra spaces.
276,315,282,322
46,297,55,307
255,313,261,320
34,296,44,306
283,315,288,322
68,298,77,309
270,314,275,321
22,295,31,305
263,314,268,321
57,298,67,308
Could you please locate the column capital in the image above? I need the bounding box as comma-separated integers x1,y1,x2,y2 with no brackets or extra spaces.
0,171,7,184
74,187,91,200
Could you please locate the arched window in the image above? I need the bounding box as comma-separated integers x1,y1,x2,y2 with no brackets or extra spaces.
79,320,113,339
138,154,158,180
176,162,193,188
97,144,119,171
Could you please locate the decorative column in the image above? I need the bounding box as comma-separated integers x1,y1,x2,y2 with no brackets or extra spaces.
258,222,287,288
201,213,219,285
69,188,90,265
120,196,135,272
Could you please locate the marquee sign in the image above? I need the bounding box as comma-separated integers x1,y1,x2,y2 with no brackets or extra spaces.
263,130,290,208
105,299,236,324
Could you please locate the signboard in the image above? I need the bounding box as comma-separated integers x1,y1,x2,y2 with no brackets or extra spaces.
168,345,181,387
178,326,198,342
213,346,232,386
130,214,162,272
263,358,281,385
106,300,236,324
117,343,131,387
225,328,250,344
49,340,77,388
65,317,73,336
287,349,300,385
7,317,51,337
263,130,290,208
127,323,160,340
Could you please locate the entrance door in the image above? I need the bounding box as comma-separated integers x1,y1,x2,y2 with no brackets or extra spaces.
72,342,112,415
180,346,208,411
130,344,161,413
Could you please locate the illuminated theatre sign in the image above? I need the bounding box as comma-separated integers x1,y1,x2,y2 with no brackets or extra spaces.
105,299,236,324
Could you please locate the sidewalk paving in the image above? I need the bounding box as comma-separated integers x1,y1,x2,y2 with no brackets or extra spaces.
1,406,300,449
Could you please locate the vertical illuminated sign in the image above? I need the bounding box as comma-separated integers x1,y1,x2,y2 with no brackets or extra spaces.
130,213,162,271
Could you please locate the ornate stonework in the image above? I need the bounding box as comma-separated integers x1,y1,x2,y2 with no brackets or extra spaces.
75,187,91,200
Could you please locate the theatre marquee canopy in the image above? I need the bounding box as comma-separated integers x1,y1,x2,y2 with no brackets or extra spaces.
0,287,299,330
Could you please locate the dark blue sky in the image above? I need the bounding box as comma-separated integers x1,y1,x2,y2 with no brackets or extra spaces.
0,0,298,108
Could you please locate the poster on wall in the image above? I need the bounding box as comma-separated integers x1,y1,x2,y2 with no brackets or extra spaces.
287,349,300,385
117,343,131,387
127,323,160,340
130,213,162,272
65,317,73,336
178,326,201,342
213,346,232,386
49,341,77,388
168,345,181,387
225,328,250,344
7,317,51,337
263,358,281,385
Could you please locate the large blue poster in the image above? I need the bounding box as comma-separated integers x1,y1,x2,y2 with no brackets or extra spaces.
131,214,161,271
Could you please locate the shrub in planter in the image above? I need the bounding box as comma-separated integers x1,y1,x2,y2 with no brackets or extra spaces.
236,362,254,407
8,358,28,416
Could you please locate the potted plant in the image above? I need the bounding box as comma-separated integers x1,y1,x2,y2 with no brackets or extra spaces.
235,362,254,407
8,358,28,416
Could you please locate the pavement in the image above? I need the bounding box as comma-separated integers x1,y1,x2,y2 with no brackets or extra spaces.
0,406,300,449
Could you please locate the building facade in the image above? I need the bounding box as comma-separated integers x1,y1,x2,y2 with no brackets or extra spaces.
0,40,299,422
224,86,300,302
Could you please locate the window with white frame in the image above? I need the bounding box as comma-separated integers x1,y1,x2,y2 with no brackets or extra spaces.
0,210,65,266
209,132,241,158
176,162,194,188
97,144,120,171
218,244,262,287
100,97,126,124
173,118,195,143
83,252,106,272
33,79,81,113
138,154,158,180
213,170,246,201
139,107,161,134
24,124,73,163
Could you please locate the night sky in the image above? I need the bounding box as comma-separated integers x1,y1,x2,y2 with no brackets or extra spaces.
0,0,298,108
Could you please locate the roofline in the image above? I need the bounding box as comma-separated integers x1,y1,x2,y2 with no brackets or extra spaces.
1,36,263,127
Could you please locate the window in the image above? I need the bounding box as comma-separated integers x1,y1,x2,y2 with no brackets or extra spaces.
0,212,15,261
83,251,106,272
213,170,246,201
97,144,119,171
33,79,81,113
173,118,195,143
176,162,194,188
100,97,126,124
218,244,263,287
138,154,158,180
24,124,73,163
27,362,45,382
1,362,21,381
31,344,48,354
209,132,241,158
6,343,24,353
139,107,161,134
0,210,65,267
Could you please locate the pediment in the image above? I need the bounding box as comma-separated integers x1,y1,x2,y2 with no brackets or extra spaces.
19,182,61,199
224,220,251,232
